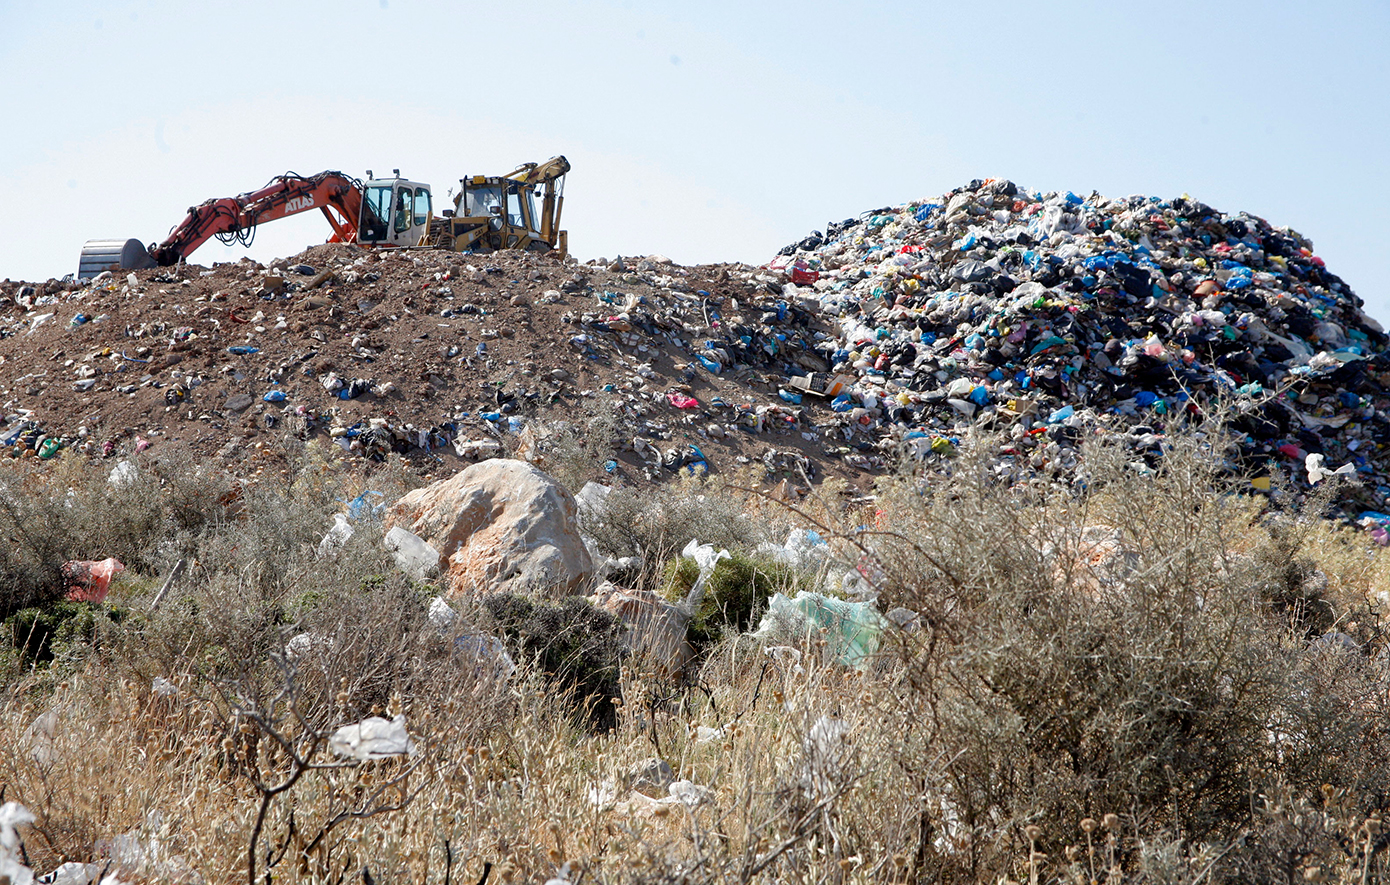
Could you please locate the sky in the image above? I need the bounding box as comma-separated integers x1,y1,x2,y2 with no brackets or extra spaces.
2,1,1387,320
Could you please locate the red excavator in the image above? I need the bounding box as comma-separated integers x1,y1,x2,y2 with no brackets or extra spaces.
78,168,433,278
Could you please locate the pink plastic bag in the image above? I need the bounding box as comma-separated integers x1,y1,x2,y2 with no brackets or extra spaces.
62,557,125,603
667,392,699,409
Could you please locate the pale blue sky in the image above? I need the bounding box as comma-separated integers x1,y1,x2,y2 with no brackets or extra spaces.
3,1,1387,319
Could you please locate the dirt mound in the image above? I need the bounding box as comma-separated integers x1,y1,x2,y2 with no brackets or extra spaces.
0,245,858,493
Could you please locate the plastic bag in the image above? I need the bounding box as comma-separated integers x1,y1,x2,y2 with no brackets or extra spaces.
317,513,355,557
61,557,124,603
328,714,416,761
756,528,829,571
384,526,441,581
0,801,35,885
752,590,887,667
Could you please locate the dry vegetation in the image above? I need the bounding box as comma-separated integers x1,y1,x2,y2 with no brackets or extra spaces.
5,422,1390,885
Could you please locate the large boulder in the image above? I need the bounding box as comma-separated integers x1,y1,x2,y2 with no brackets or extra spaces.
386,459,593,597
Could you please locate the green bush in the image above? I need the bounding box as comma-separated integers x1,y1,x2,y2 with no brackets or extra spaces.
3,599,124,668
660,551,798,647
482,593,625,728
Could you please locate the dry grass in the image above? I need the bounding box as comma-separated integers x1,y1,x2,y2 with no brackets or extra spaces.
4,422,1390,884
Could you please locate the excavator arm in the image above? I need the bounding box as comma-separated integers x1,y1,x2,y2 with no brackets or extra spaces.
146,171,369,266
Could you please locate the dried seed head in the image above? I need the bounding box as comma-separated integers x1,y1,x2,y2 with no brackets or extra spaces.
1025,825,1042,841
546,848,563,864
838,859,855,871
1080,818,1098,834
1103,813,1120,831
479,746,491,761
892,854,908,868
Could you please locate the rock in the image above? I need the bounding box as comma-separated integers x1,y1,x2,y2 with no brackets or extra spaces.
224,393,253,412
627,757,675,798
386,458,593,597
590,581,693,676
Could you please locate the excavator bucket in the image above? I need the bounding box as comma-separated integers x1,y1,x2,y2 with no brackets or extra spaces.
78,238,155,279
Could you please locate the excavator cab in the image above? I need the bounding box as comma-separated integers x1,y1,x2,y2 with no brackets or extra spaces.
359,171,431,247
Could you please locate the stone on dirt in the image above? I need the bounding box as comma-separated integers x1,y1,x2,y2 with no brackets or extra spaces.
386,458,593,597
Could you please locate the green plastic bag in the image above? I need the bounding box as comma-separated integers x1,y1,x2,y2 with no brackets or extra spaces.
753,591,887,667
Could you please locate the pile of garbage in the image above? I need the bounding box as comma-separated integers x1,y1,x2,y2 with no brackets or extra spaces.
3,183,1388,510
761,179,1390,505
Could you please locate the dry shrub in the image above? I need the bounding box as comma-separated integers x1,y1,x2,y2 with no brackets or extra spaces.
580,472,780,569
0,449,234,620
858,419,1390,882
5,421,1390,884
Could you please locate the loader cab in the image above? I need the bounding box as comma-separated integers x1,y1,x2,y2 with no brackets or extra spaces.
455,177,542,234
359,171,431,246
459,182,539,235
451,176,544,250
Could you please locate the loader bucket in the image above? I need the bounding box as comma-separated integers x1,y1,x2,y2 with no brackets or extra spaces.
78,238,155,279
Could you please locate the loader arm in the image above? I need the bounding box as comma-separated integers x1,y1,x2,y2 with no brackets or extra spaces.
504,155,570,186
504,156,569,253
147,171,369,266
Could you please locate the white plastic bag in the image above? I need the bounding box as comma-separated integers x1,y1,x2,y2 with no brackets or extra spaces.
384,526,440,580
317,513,354,557
328,714,416,761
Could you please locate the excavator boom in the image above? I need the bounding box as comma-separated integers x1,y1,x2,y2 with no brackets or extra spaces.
147,171,367,266
80,157,565,276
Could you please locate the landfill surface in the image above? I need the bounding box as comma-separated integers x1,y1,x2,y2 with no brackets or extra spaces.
0,246,848,492
3,178,1390,519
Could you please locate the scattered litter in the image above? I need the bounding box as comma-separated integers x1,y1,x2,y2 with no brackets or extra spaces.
61,557,124,603
317,513,354,557
328,714,416,761
384,526,441,581
752,590,887,667
1,801,36,885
